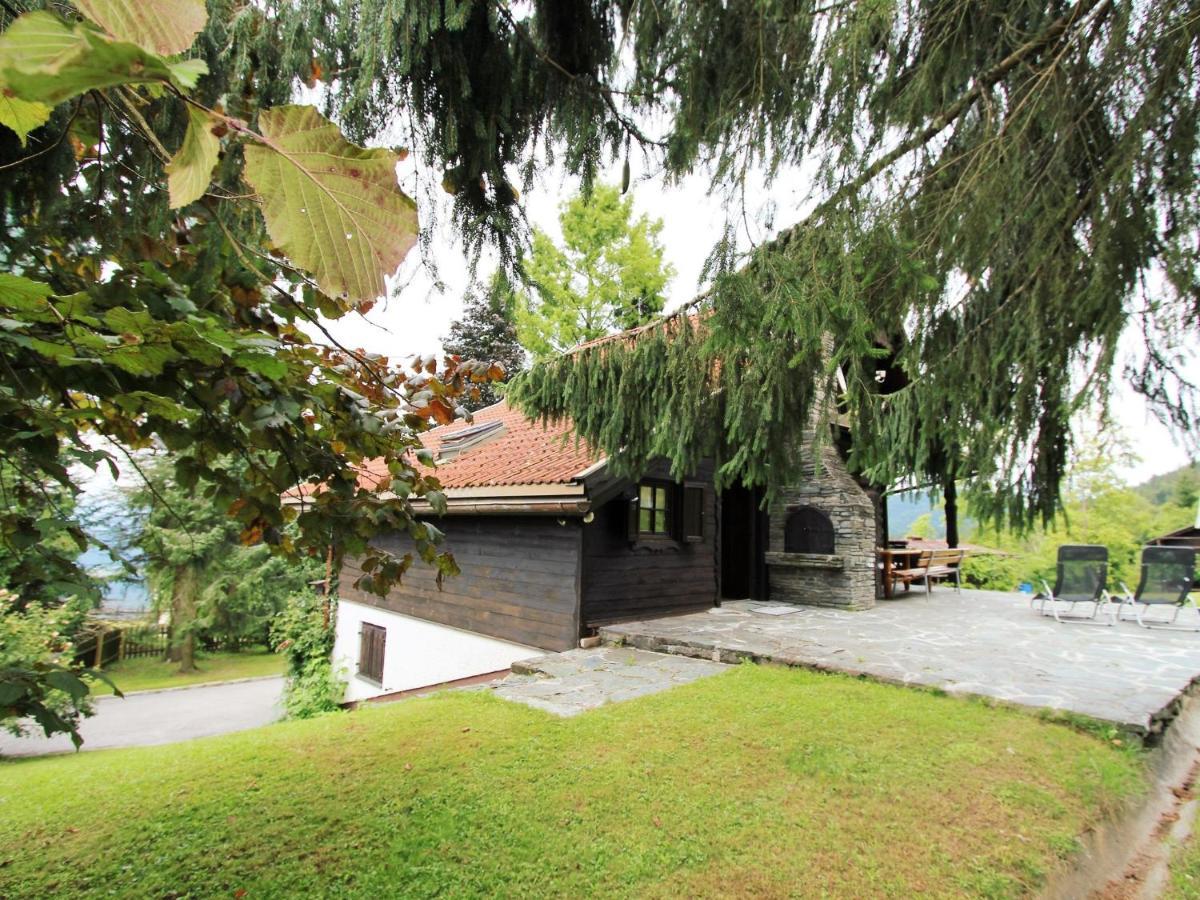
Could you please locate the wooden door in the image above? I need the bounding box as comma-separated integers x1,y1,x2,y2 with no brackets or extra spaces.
719,483,768,600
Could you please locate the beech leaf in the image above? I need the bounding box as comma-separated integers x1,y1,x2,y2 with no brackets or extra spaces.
73,0,207,56
0,13,83,76
241,105,418,303
0,273,53,307
168,58,208,90
0,11,187,107
166,106,220,208
0,90,52,146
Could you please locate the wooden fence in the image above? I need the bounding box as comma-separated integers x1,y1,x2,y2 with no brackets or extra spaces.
74,624,170,668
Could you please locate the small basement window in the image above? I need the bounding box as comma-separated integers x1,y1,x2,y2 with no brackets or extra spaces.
358,622,386,684
638,480,672,536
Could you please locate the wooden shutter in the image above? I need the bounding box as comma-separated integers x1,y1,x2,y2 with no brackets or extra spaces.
682,485,704,542
358,622,386,683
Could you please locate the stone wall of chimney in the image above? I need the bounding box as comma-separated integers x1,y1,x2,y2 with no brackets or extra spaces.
766,427,879,610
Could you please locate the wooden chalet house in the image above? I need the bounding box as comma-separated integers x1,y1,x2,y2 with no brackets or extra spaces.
1150,500,1200,553
334,398,882,703
1149,502,1200,587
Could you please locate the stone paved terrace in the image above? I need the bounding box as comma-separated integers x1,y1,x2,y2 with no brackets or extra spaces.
484,647,728,716
599,589,1200,734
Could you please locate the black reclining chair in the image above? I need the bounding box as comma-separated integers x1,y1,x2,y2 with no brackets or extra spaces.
1116,546,1199,631
1032,544,1112,625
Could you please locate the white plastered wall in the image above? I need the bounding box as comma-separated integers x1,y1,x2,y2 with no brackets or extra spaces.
333,598,543,703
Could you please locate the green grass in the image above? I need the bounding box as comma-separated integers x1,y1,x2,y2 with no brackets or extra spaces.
1164,824,1200,898
90,648,284,695
0,664,1145,898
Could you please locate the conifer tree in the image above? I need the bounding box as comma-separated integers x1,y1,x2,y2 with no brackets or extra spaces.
300,0,1200,528
443,271,526,411
133,459,322,672
136,476,236,674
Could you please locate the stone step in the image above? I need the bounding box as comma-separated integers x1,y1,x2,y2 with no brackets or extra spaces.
486,646,729,717
509,654,561,677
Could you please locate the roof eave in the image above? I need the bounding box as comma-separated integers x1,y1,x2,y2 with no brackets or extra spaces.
410,496,591,517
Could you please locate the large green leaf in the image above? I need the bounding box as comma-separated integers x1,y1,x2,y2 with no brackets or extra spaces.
241,105,418,303
235,351,289,380
105,342,175,376
166,106,220,208
0,91,52,146
74,0,207,56
168,58,208,90
0,11,185,107
0,12,82,75
44,669,89,701
112,391,198,422
0,273,53,306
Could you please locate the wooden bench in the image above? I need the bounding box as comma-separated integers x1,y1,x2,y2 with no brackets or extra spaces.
890,548,966,594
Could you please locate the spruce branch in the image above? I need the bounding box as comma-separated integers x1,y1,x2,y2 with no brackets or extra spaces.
492,0,666,150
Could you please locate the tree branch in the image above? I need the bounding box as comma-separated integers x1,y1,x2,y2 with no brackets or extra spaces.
492,1,667,150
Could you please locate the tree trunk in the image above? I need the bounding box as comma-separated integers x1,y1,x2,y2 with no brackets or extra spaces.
322,544,334,628
167,563,198,673
944,479,959,549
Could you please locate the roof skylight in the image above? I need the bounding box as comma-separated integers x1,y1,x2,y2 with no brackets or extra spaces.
437,420,506,462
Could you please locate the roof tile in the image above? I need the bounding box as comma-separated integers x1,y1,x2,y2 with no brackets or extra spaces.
421,401,599,488
354,401,599,491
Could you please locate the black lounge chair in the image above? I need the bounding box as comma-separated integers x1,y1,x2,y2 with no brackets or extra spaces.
1116,546,1199,631
1032,544,1112,625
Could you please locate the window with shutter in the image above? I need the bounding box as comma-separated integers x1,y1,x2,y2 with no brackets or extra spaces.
682,484,704,541
358,622,386,683
636,480,673,536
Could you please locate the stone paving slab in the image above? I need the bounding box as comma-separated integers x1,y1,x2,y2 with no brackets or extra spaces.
484,647,728,716
599,590,1200,733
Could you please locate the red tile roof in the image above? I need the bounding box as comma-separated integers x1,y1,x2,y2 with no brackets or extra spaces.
343,312,706,497
420,401,599,488
374,311,698,492
354,401,600,492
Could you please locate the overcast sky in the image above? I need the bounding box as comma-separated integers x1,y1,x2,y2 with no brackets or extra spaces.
321,154,1197,487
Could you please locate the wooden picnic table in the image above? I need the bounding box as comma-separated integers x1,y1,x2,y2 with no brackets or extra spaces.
877,547,923,599
878,546,969,597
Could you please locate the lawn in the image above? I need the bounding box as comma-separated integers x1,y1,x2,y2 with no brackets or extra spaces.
0,664,1145,898
90,647,284,695
1166,827,1200,898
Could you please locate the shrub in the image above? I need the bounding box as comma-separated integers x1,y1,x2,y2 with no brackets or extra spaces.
960,553,1026,591
197,545,323,651
272,589,343,719
0,591,106,744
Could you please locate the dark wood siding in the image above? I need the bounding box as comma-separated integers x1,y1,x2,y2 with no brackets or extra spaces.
340,516,582,652
581,461,718,626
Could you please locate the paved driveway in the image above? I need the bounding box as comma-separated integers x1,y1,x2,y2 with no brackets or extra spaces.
0,676,285,758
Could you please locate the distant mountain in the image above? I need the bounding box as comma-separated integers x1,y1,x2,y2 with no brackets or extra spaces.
73,473,149,614
887,491,942,539
1134,462,1200,507
886,489,984,541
